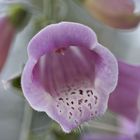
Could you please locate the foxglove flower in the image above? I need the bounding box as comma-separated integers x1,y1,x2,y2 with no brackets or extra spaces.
0,4,29,71
21,22,118,132
109,61,140,122
0,16,15,71
84,0,140,29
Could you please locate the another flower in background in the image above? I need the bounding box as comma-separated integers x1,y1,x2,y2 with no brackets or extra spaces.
21,22,118,133
0,16,15,71
109,61,140,122
0,4,29,72
84,61,140,140
84,0,140,29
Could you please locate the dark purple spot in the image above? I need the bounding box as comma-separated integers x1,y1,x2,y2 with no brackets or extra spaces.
59,98,63,101
66,98,68,100
79,90,83,95
87,90,93,95
71,101,74,104
88,103,92,109
57,104,59,107
94,96,98,100
78,99,83,105
94,96,98,104
71,92,76,95
67,102,69,106
78,107,82,113
84,99,88,103
95,100,97,104
71,107,74,110
69,112,72,116
95,110,97,114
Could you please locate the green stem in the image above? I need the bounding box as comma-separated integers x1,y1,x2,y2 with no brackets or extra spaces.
85,121,130,135
19,103,33,140
43,0,53,20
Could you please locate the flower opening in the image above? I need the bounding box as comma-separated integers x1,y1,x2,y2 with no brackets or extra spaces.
21,22,118,132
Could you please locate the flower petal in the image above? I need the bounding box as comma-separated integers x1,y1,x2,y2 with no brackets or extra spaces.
27,22,97,59
0,5,30,71
84,0,140,29
109,61,140,121
0,17,15,71
21,22,118,132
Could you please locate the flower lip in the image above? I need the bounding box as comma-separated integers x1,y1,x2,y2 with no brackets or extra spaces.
21,22,118,132
27,22,98,60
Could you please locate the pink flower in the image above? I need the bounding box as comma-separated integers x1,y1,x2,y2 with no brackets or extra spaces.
21,22,118,133
109,61,140,122
0,16,16,71
84,0,140,29
0,4,29,72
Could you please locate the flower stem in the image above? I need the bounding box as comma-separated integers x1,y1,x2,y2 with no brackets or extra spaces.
19,103,33,140
86,121,130,135
43,0,53,20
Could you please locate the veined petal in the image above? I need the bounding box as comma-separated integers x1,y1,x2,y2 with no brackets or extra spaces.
84,0,140,29
21,22,118,133
27,22,97,59
109,61,140,121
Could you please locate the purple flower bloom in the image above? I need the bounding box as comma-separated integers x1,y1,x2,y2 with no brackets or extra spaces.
0,16,15,71
21,22,118,133
0,5,29,71
109,61,140,122
84,0,140,29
